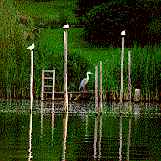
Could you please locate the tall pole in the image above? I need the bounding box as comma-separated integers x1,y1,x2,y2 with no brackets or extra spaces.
120,30,126,103
27,43,34,161
99,61,102,113
95,65,99,113
128,51,132,102
27,43,34,109
63,24,69,112
30,50,34,108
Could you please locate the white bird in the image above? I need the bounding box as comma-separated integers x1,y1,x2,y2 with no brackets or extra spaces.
121,30,126,36
27,43,34,50
79,72,93,91
63,24,69,29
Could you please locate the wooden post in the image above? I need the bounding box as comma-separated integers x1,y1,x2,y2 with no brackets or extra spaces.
128,51,131,102
41,70,44,101
27,43,34,110
52,70,55,101
99,61,102,113
63,24,69,112
95,65,99,113
27,43,34,161
120,31,125,103
30,49,34,109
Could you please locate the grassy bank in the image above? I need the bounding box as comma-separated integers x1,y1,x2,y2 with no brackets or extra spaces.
1,0,161,100
21,27,161,101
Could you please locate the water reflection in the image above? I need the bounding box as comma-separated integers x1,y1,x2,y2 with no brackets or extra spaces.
40,101,44,139
94,114,102,160
85,114,88,137
127,118,131,161
119,115,122,161
28,102,33,161
1,100,161,160
51,102,55,142
62,112,68,161
98,114,102,160
93,115,98,159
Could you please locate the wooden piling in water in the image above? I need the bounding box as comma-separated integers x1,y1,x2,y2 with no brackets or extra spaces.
99,61,102,113
95,65,99,113
52,70,55,101
30,49,34,108
41,70,44,101
120,31,125,103
63,25,69,112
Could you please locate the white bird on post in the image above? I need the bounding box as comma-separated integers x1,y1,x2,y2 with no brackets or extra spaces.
27,43,34,110
121,30,126,36
27,43,34,50
120,30,126,103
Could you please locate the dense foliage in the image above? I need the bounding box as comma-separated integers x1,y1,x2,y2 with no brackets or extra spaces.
77,0,161,47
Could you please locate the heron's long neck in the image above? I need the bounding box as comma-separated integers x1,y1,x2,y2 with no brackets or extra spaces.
86,73,89,81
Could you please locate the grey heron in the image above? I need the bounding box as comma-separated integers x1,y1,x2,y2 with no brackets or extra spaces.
79,72,93,92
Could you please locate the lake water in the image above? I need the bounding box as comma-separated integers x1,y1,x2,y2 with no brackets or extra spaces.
0,99,161,161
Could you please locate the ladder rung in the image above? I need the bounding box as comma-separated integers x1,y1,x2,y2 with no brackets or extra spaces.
44,85,53,87
44,92,53,94
43,70,54,73
44,77,53,80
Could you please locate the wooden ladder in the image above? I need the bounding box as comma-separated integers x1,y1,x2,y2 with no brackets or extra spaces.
41,70,55,101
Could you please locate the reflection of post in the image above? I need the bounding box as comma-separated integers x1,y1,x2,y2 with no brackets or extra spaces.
51,101,55,142
127,118,131,161
94,116,98,159
98,114,102,160
119,115,122,161
85,114,88,137
40,101,44,139
62,112,68,161
51,109,55,142
28,103,33,161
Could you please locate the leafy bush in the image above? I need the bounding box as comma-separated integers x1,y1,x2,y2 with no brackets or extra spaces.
81,0,161,47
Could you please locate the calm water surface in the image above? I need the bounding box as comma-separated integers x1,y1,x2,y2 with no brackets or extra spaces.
0,100,161,161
